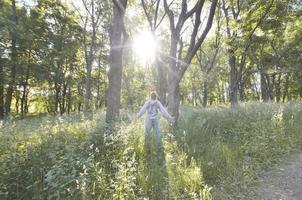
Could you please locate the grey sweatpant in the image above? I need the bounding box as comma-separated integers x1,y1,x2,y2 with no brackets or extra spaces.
145,117,162,147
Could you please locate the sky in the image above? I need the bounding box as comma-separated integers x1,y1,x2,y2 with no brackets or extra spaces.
20,0,37,8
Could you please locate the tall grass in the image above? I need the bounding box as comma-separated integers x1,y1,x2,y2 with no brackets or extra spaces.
1,102,301,199
0,112,211,199
175,102,302,199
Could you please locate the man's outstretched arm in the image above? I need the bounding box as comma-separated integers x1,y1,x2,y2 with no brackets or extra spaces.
158,101,173,120
136,101,148,118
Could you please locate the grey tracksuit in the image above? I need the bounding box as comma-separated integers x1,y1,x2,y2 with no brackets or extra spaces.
137,99,172,145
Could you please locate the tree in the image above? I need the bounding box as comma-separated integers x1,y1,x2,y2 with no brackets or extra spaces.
163,0,218,121
79,0,104,111
0,0,10,119
141,0,168,104
0,46,4,119
221,0,275,106
31,0,83,114
196,8,223,107
5,0,18,114
106,0,128,123
0,0,300,118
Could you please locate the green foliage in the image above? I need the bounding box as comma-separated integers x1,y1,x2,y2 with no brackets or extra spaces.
1,0,301,116
0,111,211,199
175,102,302,199
1,102,301,199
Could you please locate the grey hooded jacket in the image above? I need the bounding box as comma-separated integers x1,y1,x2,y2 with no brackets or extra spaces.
137,100,172,120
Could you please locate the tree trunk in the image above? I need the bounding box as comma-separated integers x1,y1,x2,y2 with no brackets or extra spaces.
106,0,128,123
238,77,245,101
95,79,101,110
216,81,222,103
255,85,260,101
0,56,4,119
222,0,238,107
261,72,270,101
167,36,180,120
167,77,180,120
270,74,276,100
192,85,197,106
155,52,167,105
60,82,67,115
163,0,218,123
275,74,282,102
95,55,102,109
15,89,20,114
77,83,82,112
282,73,289,102
5,0,18,114
84,37,94,111
54,83,60,113
229,53,238,107
299,74,302,100
83,0,100,111
84,59,93,110
202,81,208,108
21,64,30,115
67,86,71,114
221,83,226,103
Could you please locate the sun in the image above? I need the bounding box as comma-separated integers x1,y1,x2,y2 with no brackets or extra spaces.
133,31,156,65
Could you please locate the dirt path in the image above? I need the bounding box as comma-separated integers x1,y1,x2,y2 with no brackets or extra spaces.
251,154,302,200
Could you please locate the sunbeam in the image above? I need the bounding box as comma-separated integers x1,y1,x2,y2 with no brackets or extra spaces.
133,30,156,65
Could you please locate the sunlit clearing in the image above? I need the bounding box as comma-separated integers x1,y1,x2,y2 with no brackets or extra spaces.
133,31,156,65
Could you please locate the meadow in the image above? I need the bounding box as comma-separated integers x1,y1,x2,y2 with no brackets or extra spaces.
1,102,302,200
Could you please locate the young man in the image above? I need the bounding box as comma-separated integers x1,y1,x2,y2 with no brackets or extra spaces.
135,92,174,148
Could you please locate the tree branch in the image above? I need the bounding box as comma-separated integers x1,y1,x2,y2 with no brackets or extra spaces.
238,0,275,77
183,0,218,76
184,0,202,20
186,0,204,60
153,0,160,29
163,0,176,33
81,0,93,17
155,0,172,30
113,0,127,12
141,0,153,29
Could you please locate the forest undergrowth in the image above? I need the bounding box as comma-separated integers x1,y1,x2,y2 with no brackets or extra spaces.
1,102,302,200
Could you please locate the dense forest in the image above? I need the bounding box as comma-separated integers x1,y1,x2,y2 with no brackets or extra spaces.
0,0,301,120
0,0,302,199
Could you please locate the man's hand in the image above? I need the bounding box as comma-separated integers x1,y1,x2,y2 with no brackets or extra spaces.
169,116,175,123
133,115,139,122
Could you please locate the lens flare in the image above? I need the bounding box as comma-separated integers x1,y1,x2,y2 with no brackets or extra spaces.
133,31,156,65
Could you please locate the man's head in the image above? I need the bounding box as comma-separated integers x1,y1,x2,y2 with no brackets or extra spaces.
150,91,157,100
